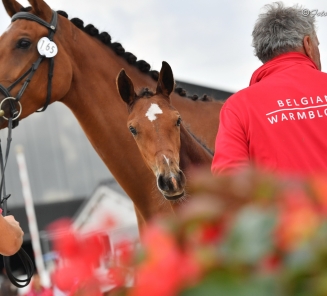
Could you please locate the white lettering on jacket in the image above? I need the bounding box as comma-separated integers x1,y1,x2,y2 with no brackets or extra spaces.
274,96,327,108
266,108,327,124
266,95,327,124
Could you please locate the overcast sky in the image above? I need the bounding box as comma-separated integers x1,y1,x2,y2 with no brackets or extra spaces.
0,0,326,94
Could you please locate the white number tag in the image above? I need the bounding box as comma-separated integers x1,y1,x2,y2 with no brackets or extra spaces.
37,37,58,58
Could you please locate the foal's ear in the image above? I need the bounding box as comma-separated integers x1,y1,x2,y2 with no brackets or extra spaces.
3,0,23,17
156,61,175,97
28,0,53,22
117,69,136,107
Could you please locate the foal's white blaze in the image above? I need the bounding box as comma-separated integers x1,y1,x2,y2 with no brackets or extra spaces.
163,155,170,166
145,103,163,122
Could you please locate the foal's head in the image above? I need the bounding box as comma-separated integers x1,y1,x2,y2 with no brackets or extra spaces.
117,62,186,200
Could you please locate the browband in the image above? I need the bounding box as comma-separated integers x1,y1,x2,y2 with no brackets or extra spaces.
12,10,57,40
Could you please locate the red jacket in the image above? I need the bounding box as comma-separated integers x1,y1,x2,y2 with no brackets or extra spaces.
212,52,327,176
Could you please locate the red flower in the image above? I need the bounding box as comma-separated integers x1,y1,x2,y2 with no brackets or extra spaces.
259,252,282,273
129,223,202,296
49,219,80,258
115,240,134,266
107,267,126,287
49,219,109,294
310,176,327,216
275,190,320,251
198,221,225,244
52,263,92,292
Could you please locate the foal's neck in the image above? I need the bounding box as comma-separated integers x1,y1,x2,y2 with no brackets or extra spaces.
179,124,213,171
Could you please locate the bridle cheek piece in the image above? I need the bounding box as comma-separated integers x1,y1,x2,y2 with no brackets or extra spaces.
0,10,58,128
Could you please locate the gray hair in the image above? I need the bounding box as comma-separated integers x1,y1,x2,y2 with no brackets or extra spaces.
252,2,316,63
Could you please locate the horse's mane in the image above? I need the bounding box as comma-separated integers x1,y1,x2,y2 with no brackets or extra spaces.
19,7,211,102
135,88,211,105
185,126,214,157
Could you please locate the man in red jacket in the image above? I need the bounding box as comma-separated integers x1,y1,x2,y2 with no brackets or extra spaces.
212,3,326,177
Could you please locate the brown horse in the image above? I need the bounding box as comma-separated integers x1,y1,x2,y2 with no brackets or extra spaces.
0,0,224,227
117,62,213,200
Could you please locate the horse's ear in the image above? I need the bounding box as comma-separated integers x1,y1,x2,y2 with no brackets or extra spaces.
2,0,23,17
28,0,52,21
117,69,136,108
156,61,175,98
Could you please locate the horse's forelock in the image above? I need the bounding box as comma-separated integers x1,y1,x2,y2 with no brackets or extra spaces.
138,88,154,98
20,6,32,12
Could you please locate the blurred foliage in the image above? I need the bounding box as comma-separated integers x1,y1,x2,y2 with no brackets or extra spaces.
51,169,327,296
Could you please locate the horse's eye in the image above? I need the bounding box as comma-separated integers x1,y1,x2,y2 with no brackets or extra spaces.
176,117,182,126
129,126,137,136
16,39,31,49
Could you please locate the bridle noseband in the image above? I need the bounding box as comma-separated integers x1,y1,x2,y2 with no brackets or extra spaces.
0,10,58,128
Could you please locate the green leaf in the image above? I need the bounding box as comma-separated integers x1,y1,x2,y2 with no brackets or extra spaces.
221,206,276,265
179,270,277,296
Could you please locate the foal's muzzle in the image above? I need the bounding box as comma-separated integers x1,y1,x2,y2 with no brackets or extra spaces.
157,170,186,200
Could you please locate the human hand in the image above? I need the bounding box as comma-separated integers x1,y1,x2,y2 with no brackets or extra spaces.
4,215,24,236
1,215,24,255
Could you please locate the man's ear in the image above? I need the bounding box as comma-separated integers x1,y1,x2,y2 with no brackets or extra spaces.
303,35,314,59
303,35,321,70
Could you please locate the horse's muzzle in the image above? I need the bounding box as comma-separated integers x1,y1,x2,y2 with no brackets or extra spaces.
157,170,186,200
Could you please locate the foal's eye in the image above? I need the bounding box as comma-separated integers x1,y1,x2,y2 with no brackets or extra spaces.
16,39,31,49
129,126,137,136
176,117,182,126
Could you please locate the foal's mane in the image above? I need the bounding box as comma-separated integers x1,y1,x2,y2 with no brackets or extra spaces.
20,7,212,102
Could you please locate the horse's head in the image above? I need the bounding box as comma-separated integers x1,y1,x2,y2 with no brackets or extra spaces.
117,61,186,201
0,0,73,128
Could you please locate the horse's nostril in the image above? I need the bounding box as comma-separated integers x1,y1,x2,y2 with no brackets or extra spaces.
157,174,168,191
178,170,186,186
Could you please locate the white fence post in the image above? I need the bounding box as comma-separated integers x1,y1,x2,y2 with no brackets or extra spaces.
16,145,49,287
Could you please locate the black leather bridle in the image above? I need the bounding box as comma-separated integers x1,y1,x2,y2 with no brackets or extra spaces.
0,10,58,288
0,9,58,128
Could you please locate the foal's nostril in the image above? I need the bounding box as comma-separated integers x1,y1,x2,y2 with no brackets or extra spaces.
178,170,186,186
157,174,168,191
